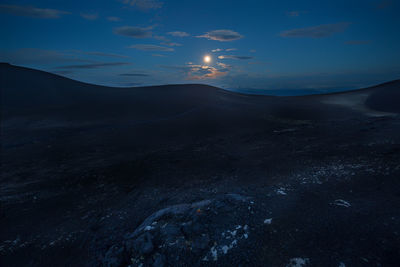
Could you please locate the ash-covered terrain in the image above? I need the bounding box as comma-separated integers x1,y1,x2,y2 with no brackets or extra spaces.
1,63,400,266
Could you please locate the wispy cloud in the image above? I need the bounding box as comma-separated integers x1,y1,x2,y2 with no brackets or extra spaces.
167,31,190,37
161,42,182,47
58,62,131,69
345,40,371,45
280,22,350,38
161,63,230,80
107,16,121,22
218,55,253,60
197,30,243,42
120,73,149,76
0,4,69,19
217,62,232,69
122,0,163,10
81,13,98,20
212,48,237,52
80,51,130,58
129,44,174,51
187,63,230,80
286,10,307,17
287,11,300,17
114,26,153,38
153,35,169,41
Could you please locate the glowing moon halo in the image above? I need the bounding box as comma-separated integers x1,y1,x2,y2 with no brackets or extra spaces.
204,55,211,64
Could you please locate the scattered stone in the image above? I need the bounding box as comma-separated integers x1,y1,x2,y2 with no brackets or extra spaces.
264,218,272,224
276,187,288,195
221,245,229,254
333,199,351,208
286,257,309,267
210,244,218,261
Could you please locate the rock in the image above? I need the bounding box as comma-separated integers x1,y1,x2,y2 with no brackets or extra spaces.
160,223,181,243
103,245,124,267
153,253,166,267
181,220,204,236
190,199,212,209
129,204,191,239
181,221,193,236
225,193,248,202
161,223,181,236
127,232,154,255
192,234,210,251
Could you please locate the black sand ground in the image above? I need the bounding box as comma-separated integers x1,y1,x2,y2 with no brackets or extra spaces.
1,63,400,266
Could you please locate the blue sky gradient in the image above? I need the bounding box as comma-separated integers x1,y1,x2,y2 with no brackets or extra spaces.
1,0,399,91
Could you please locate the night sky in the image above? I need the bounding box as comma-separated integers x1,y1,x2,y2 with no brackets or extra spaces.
1,0,399,91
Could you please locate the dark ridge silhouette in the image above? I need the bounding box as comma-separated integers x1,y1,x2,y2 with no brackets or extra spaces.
2,63,399,123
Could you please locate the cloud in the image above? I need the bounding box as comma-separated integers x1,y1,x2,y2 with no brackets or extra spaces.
58,62,131,69
287,10,307,17
217,62,232,69
248,61,263,65
81,13,98,20
120,73,149,76
212,48,238,52
122,0,163,10
161,63,230,80
152,54,167,57
153,35,169,41
250,49,256,53
287,11,300,17
161,42,182,47
197,30,243,42
114,26,153,38
81,51,130,58
345,40,371,45
280,22,350,38
167,31,190,37
129,44,174,51
0,4,69,19
187,64,229,80
218,55,253,60
107,16,121,22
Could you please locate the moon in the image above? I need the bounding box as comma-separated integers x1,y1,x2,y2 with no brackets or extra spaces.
204,55,211,64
